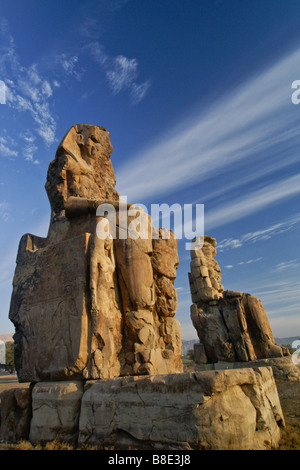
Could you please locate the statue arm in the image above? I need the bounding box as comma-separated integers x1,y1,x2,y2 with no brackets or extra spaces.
65,196,132,219
65,197,96,218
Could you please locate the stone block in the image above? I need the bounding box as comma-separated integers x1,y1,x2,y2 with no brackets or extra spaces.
78,368,284,450
29,381,84,444
0,387,31,442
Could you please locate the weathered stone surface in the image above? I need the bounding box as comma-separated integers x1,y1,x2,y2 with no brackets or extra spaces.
189,235,289,365
194,343,207,364
9,233,91,382
189,236,223,304
0,388,31,442
45,124,119,217
78,368,284,450
152,228,179,279
194,356,300,381
9,124,182,382
29,381,84,444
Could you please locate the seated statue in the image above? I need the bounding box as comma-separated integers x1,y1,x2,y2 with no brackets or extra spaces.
9,124,182,382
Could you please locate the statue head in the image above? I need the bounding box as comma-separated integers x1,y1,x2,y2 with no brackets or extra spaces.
57,124,113,163
45,124,119,216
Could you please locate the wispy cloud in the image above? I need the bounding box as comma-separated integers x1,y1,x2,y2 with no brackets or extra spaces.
0,15,151,165
0,136,18,158
275,259,300,271
205,173,300,230
116,44,300,204
0,202,10,222
238,258,263,265
107,55,138,94
19,130,39,164
84,42,108,67
83,42,151,104
225,258,263,269
5,66,57,146
0,19,57,151
55,53,82,81
218,212,300,251
130,80,151,104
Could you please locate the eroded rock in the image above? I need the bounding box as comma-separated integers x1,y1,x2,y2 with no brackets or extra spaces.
9,124,182,382
78,368,284,450
29,381,84,444
0,387,32,442
189,235,289,364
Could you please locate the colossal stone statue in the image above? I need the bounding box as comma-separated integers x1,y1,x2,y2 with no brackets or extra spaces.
189,235,290,364
9,124,182,382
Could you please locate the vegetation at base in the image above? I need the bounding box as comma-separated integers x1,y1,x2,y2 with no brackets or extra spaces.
181,349,194,362
0,440,140,450
279,423,300,450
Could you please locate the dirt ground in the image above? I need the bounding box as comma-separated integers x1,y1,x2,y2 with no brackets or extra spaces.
0,373,299,450
0,374,30,393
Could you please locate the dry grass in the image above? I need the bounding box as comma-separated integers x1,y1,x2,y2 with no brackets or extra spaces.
0,440,101,450
276,380,300,450
0,374,30,394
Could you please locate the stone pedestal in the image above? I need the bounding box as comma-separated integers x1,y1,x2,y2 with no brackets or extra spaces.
193,355,300,381
29,381,84,444
23,369,285,450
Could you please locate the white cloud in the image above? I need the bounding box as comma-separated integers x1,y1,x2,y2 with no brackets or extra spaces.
218,212,300,250
115,44,300,202
0,22,57,148
57,41,150,105
0,202,10,222
130,80,151,104
19,130,39,162
0,136,18,158
223,258,263,269
218,238,243,250
57,53,82,81
23,143,38,163
84,41,150,103
106,55,138,94
276,259,300,271
83,42,108,67
246,257,262,264
205,174,300,230
41,80,52,98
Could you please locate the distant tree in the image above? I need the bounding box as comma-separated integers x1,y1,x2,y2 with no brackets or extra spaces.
5,341,15,371
187,349,194,361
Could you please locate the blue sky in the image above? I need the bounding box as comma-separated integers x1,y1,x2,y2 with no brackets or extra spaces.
0,0,300,339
